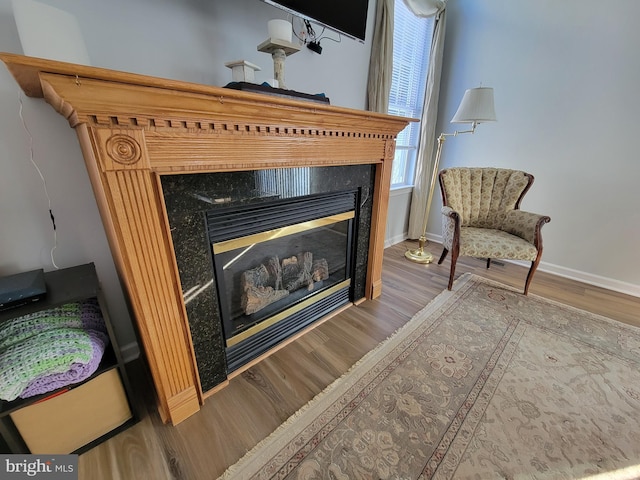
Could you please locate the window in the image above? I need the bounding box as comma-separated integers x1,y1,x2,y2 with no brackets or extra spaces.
388,1,435,188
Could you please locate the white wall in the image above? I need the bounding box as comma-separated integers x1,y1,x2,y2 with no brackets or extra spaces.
0,0,376,349
425,0,640,295
385,188,412,247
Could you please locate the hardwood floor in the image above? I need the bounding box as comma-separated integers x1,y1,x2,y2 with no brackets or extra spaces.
78,240,640,479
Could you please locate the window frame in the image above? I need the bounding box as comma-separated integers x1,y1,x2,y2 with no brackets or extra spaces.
388,1,435,189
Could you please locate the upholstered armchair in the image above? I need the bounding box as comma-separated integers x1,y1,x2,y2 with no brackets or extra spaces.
437,167,550,295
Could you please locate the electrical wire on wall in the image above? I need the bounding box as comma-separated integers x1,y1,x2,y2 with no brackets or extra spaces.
18,92,59,269
291,16,341,55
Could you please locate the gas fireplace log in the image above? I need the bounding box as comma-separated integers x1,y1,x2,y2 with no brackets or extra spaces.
241,252,330,315
283,252,314,291
241,263,289,315
312,258,329,282
266,256,283,291
241,264,270,289
242,285,289,315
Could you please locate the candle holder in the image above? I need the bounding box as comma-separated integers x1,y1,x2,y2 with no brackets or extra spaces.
258,20,300,90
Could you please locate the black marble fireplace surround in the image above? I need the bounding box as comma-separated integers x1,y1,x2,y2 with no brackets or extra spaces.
161,165,375,392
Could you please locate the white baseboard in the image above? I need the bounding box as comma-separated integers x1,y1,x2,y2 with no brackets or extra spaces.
535,263,640,298
391,233,640,298
385,232,408,249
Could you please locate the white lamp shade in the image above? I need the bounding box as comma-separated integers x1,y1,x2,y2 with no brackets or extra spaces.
402,0,446,17
451,87,497,123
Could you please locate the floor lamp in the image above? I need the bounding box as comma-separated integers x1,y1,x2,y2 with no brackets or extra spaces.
405,86,497,263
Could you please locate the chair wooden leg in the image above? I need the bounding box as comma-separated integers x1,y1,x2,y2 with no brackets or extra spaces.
486,258,491,269
447,250,458,290
524,256,542,295
437,248,449,265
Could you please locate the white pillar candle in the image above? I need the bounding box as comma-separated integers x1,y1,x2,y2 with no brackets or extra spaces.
267,19,292,43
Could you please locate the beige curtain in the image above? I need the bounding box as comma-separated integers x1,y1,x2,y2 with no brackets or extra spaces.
367,0,395,113
407,8,447,239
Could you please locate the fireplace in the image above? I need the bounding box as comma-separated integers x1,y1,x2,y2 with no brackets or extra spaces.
161,167,375,390
1,52,412,423
208,191,357,371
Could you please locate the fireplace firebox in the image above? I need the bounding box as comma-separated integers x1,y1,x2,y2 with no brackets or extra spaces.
207,191,358,371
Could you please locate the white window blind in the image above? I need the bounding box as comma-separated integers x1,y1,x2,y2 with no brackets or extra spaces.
388,1,435,188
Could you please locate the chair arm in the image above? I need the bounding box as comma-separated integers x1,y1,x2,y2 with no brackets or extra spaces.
503,210,551,246
441,206,461,250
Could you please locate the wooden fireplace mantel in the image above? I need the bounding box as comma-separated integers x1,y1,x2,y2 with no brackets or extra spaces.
1,53,412,424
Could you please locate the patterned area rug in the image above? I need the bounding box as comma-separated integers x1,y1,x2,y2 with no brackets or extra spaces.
219,274,640,479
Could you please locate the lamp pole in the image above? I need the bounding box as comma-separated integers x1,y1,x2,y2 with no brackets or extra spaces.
404,122,479,264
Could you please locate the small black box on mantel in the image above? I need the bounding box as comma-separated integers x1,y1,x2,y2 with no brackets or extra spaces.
224,81,330,105
0,269,47,311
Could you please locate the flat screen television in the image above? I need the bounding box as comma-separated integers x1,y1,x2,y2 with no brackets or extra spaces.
262,0,369,42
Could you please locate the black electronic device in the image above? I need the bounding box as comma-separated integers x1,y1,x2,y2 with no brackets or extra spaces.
262,0,369,42
0,268,47,311
307,41,323,54
224,81,330,104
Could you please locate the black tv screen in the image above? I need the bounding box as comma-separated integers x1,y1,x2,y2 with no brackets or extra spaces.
263,0,369,42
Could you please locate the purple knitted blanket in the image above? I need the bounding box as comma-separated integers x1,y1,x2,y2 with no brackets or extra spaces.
19,329,108,398
0,299,110,401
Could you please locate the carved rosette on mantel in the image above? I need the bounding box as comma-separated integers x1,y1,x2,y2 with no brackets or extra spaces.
105,134,142,165
0,52,413,425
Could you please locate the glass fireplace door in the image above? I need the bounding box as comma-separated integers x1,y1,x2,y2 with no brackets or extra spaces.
212,211,354,347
